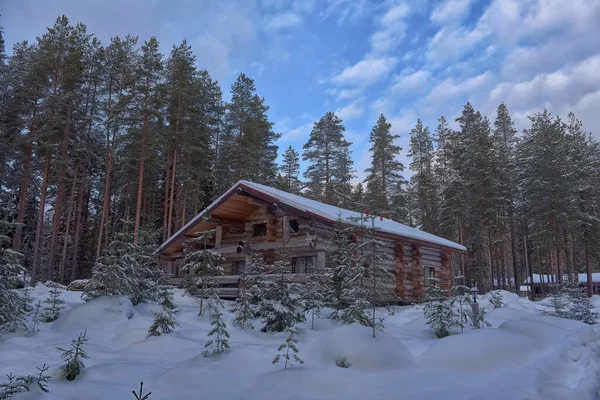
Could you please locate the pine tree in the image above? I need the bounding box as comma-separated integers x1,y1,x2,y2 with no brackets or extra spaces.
202,310,230,356
489,290,503,309
302,112,354,206
148,286,178,336
43,286,65,322
302,271,325,330
231,283,255,330
558,282,598,325
0,364,51,398
450,286,470,334
0,199,27,333
279,146,302,194
325,217,357,318
56,331,89,381
408,119,436,232
272,327,303,369
256,247,305,332
183,230,225,316
423,284,455,338
26,300,43,336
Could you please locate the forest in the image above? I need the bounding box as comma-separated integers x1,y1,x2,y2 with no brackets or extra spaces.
1,16,599,296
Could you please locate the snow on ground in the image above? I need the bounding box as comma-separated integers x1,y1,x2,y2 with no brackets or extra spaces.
2,287,600,400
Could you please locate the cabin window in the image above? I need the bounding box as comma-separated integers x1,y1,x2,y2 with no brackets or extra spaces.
253,223,267,237
292,255,317,274
424,267,437,287
289,219,299,233
233,260,246,275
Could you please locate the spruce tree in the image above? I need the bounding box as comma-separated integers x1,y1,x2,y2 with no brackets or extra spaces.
43,286,65,322
202,310,230,356
0,364,51,398
56,331,89,381
325,217,357,318
423,284,455,338
148,286,178,336
183,230,225,316
256,247,305,332
272,327,303,369
364,114,405,217
231,282,256,330
302,270,325,330
279,146,302,194
408,119,436,232
302,112,354,206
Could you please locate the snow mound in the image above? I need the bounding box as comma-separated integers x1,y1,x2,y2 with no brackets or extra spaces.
52,296,136,332
499,319,569,343
134,302,163,317
66,279,89,291
532,327,600,400
306,324,415,371
418,328,539,372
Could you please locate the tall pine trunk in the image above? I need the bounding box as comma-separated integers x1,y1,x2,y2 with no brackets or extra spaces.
58,163,78,283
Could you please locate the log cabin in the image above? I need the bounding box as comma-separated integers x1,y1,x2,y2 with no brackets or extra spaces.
157,180,466,301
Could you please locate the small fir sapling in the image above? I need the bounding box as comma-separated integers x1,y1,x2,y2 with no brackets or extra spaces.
56,331,89,381
273,327,303,369
489,290,504,308
231,283,255,330
148,286,178,337
132,382,152,399
450,285,470,333
302,269,325,330
26,300,44,335
423,284,455,338
43,286,65,322
0,364,50,399
467,305,491,329
202,311,230,356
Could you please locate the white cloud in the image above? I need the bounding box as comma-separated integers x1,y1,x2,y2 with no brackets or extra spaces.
336,100,365,121
264,12,303,30
368,3,410,55
391,70,431,94
332,57,397,86
425,71,494,105
326,87,363,102
430,0,473,24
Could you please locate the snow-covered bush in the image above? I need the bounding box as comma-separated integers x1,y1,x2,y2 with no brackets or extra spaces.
43,286,65,322
558,282,599,325
273,327,303,369
0,364,50,399
56,331,89,381
423,285,455,338
202,310,230,356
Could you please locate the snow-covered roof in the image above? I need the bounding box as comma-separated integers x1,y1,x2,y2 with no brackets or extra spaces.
158,180,467,253
522,273,600,284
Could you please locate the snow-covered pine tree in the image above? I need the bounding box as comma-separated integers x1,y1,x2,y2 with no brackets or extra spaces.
148,310,178,337
26,300,43,336
560,282,599,325
202,310,230,356
0,364,51,399
325,216,357,318
148,286,178,337
0,199,28,334
450,285,470,333
489,290,503,309
56,331,89,381
272,327,303,369
231,282,255,330
183,230,225,316
84,232,143,302
302,269,324,330
256,247,305,332
129,230,164,305
43,286,65,322
423,284,455,338
347,211,396,337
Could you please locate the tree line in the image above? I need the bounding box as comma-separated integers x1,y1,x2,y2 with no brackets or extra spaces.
1,16,599,296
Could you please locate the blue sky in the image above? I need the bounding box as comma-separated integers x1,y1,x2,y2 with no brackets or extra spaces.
3,0,600,181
